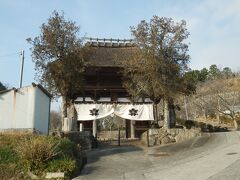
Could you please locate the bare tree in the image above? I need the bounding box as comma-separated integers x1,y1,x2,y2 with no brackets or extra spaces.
50,109,62,131
191,77,240,129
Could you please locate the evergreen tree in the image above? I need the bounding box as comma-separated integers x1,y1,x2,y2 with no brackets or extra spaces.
0,82,6,91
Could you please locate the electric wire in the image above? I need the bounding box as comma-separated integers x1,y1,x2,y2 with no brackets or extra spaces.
0,52,22,62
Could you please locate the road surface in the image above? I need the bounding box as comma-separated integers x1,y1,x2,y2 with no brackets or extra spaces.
74,131,240,180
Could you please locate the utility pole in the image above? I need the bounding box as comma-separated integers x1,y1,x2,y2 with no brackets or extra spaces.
19,50,24,88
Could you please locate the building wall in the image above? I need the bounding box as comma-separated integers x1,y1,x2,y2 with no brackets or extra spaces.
33,87,50,134
0,85,50,134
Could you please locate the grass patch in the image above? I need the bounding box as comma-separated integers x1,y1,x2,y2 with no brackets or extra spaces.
0,147,19,164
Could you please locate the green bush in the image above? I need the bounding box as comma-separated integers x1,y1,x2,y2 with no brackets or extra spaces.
45,156,76,176
57,138,75,156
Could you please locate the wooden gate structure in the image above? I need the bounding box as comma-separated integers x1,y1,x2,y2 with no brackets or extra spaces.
72,38,154,139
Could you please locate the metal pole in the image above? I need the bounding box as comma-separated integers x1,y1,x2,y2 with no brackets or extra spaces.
19,50,24,88
118,127,120,146
147,129,149,147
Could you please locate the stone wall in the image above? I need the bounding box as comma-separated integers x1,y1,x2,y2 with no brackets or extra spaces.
97,130,126,140
141,127,201,146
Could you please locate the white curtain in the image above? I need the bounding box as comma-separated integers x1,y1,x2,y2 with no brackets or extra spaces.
115,104,154,121
74,104,114,120
74,103,154,121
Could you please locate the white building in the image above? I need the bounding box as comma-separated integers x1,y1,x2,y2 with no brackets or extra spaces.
0,83,51,134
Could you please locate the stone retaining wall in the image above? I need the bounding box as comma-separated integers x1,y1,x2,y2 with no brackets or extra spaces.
141,127,201,146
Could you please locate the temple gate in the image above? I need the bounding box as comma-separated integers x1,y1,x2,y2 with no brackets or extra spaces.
70,38,155,138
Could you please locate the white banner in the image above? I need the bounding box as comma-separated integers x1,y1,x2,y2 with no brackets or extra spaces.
74,103,154,121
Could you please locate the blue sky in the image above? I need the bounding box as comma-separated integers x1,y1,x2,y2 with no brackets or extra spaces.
0,0,240,109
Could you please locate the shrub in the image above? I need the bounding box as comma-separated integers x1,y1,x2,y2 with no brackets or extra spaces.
209,113,216,119
15,136,62,172
185,120,195,129
57,138,75,156
14,135,86,177
197,122,206,131
206,124,214,132
219,116,233,125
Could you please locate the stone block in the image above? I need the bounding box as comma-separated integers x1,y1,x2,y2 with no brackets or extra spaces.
46,172,64,179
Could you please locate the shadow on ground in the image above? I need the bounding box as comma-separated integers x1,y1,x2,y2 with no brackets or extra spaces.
86,140,144,164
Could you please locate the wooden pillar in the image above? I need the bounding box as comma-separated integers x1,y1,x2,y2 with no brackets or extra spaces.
93,120,97,137
125,119,128,138
131,120,135,139
147,129,149,147
79,123,83,132
118,127,120,146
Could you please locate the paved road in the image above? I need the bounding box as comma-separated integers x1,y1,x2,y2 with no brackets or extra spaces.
74,131,240,180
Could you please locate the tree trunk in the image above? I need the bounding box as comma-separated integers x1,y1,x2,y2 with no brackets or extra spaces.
153,103,158,121
183,95,189,120
169,99,176,128
233,118,238,130
217,97,220,124
61,96,77,132
61,96,68,131
203,109,207,121
67,101,77,131
62,96,67,118
163,99,170,129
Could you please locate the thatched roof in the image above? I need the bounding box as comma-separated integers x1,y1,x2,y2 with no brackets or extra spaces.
85,40,138,67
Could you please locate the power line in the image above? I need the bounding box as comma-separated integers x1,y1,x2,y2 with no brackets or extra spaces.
0,52,20,58
0,52,23,62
